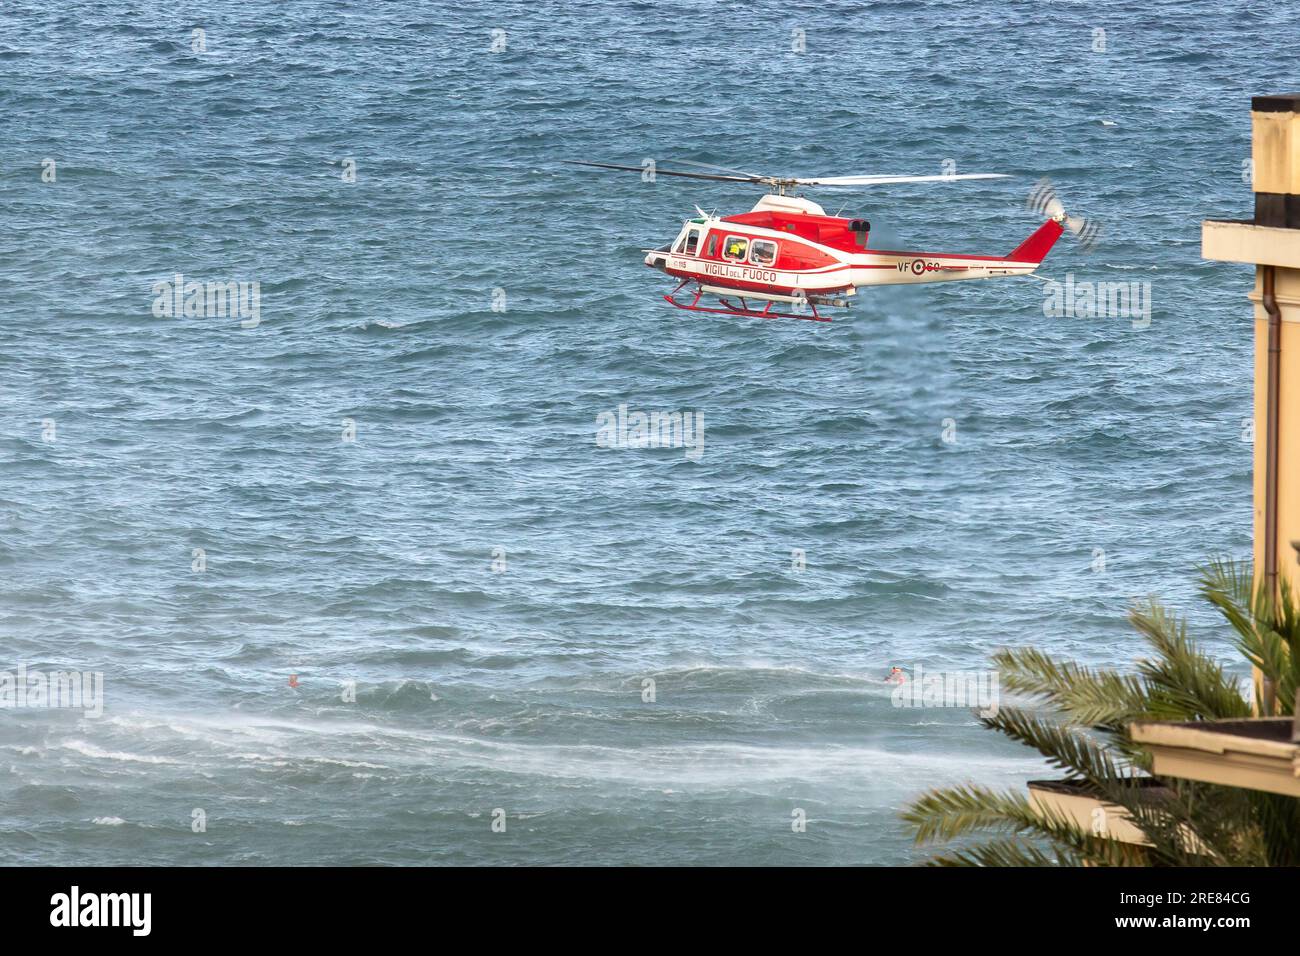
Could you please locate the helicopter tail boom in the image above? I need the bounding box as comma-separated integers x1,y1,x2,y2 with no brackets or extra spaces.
1008,218,1066,264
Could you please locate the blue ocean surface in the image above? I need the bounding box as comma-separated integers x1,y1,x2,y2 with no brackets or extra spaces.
0,0,1285,864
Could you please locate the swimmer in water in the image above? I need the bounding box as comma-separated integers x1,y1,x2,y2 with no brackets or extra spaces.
886,666,906,684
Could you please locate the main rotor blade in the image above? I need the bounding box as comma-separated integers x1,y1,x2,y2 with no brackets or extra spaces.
664,158,768,179
794,173,1010,186
565,160,763,184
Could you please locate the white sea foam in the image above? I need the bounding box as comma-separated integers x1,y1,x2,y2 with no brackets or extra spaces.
60,741,182,765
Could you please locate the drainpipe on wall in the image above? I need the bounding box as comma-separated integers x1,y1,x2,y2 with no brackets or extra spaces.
1264,265,1281,602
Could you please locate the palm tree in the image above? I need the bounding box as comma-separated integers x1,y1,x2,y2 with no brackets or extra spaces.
901,560,1300,866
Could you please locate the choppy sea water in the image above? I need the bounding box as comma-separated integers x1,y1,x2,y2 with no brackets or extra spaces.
0,0,1285,864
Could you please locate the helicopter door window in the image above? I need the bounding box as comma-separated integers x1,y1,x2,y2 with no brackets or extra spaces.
723,236,749,262
749,239,778,266
706,234,718,257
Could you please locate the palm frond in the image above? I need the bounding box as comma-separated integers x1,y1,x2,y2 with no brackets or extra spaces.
1199,558,1300,715
902,784,1035,843
1255,791,1300,865
926,837,1077,867
904,781,1153,866
980,706,1130,782
993,647,1149,730
1128,597,1251,720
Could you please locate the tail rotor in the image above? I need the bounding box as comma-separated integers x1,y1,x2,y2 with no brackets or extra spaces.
1027,177,1100,252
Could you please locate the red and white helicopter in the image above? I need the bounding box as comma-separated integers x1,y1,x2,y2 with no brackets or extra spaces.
570,161,1096,322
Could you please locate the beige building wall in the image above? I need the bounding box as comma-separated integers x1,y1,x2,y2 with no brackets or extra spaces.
1203,95,1300,711
1202,222,1300,603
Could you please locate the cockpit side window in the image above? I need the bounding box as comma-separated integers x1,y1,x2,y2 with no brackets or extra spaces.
675,227,702,256
705,233,718,257
723,236,749,262
749,239,778,266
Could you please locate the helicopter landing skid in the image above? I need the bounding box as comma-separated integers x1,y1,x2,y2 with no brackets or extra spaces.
663,279,833,323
